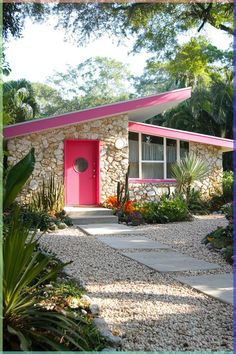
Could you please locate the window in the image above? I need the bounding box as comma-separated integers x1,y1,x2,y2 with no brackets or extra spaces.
129,132,139,178
166,139,177,178
128,132,189,180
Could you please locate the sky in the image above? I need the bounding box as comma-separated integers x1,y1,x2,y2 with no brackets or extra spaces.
5,17,232,84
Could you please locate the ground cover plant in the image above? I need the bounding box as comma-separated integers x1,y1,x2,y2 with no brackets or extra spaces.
104,194,190,225
209,170,233,211
202,202,233,263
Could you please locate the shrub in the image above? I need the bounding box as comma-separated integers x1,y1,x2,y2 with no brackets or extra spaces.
187,188,210,215
158,196,189,222
134,201,161,224
221,202,233,222
134,197,189,224
209,171,233,211
20,207,52,231
222,170,233,201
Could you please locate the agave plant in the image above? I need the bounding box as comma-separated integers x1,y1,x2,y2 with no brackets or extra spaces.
171,153,208,204
3,208,91,351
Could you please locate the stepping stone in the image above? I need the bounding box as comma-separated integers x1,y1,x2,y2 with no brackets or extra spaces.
97,236,170,249
122,251,221,272
175,273,233,305
78,223,144,235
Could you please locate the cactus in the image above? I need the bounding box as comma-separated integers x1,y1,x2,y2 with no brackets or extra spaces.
116,165,130,207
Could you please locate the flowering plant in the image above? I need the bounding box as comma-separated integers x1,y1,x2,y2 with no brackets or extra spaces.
103,195,120,209
123,200,135,214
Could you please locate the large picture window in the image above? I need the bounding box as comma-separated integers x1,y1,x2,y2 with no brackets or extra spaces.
128,132,189,180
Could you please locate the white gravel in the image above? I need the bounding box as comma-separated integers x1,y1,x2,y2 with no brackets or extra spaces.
39,215,233,352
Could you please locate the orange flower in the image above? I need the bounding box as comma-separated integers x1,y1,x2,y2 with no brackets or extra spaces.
124,200,135,214
104,196,119,209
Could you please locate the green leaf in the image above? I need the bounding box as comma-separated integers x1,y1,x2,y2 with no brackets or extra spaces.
3,148,35,210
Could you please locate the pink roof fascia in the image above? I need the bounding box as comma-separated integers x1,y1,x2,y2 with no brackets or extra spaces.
3,87,191,139
128,121,234,151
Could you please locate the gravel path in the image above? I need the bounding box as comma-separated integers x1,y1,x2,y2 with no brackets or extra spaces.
39,215,233,352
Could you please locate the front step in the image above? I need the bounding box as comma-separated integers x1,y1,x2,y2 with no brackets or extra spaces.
71,215,118,225
64,207,114,217
64,207,118,225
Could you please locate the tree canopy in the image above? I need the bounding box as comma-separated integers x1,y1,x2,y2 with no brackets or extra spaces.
53,2,233,58
47,57,133,109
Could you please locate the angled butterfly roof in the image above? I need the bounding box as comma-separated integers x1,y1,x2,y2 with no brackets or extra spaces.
4,87,191,139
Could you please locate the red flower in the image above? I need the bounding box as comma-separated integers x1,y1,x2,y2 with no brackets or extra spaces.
124,200,135,214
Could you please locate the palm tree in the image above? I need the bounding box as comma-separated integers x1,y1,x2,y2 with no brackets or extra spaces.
3,79,38,125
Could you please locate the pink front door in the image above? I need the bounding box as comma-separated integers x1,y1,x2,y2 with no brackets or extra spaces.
64,140,100,206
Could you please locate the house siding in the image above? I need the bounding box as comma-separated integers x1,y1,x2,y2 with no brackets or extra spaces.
7,116,223,204
128,142,223,201
7,114,129,204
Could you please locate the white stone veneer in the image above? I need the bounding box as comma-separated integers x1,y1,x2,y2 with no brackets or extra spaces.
7,116,223,203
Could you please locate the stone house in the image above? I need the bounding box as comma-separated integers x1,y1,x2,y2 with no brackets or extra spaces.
4,87,233,206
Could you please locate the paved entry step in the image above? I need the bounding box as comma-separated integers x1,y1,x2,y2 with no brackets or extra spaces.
65,207,118,225
97,236,170,249
175,273,233,305
122,251,221,272
78,223,144,235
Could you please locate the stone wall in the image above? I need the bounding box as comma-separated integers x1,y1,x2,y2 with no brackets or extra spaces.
189,142,223,197
129,182,176,202
7,118,223,204
128,142,223,201
7,114,129,203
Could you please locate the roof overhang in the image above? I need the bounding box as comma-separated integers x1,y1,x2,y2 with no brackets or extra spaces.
129,121,234,152
4,87,191,139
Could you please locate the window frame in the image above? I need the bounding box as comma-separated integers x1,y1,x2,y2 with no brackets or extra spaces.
129,132,187,181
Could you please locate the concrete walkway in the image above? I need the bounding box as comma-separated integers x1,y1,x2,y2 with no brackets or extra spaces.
79,228,233,305
78,223,143,235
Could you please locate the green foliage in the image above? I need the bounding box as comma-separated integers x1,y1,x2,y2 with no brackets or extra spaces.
3,148,35,211
203,224,233,263
48,57,133,108
209,171,233,211
187,188,209,215
222,171,233,201
32,82,74,118
3,79,39,124
3,208,104,350
134,196,189,224
221,202,233,222
202,203,233,264
30,174,64,214
158,196,189,222
134,201,162,224
20,208,52,231
171,153,208,204
53,3,233,58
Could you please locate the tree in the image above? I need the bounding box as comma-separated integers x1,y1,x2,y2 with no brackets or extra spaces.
158,72,233,139
3,79,38,125
134,37,233,96
32,82,74,118
53,2,233,58
48,57,133,109
2,3,47,41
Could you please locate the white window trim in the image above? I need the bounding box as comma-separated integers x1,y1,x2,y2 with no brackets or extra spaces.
129,133,188,180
